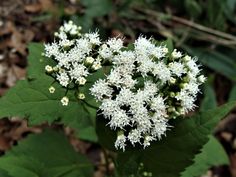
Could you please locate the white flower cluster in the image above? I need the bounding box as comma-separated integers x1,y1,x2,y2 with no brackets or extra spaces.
44,21,104,105
44,22,205,151
90,36,206,151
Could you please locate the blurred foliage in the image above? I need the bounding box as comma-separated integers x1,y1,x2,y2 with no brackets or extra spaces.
0,129,93,177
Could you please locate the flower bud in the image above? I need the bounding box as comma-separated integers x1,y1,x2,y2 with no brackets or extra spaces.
171,49,182,59
169,92,175,97
198,75,206,83
48,86,55,93
85,57,94,65
179,83,188,89
61,96,69,106
78,77,87,85
78,93,85,100
45,65,53,73
169,77,176,84
92,62,102,70
183,55,191,62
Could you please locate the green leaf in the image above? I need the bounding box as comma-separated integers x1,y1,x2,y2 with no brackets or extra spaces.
0,169,12,177
200,85,217,111
229,84,236,101
200,78,217,111
81,0,113,17
162,38,174,53
0,129,93,177
184,0,202,18
99,102,235,177
0,43,100,142
181,135,229,177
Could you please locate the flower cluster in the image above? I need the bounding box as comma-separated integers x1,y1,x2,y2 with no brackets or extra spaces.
43,21,103,105
90,36,205,151
44,21,206,151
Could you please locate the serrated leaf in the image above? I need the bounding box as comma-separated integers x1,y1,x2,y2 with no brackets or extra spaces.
0,43,100,142
181,135,229,177
0,129,93,177
98,102,235,177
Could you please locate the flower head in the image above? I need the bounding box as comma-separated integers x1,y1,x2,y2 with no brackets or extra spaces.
44,22,205,151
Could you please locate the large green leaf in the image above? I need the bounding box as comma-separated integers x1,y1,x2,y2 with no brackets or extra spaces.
98,102,235,177
0,43,100,142
181,135,229,177
0,129,93,177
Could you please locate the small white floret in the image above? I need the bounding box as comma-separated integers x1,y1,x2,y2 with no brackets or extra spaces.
61,96,69,106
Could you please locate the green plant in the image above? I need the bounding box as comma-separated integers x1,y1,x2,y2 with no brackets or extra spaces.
0,21,234,177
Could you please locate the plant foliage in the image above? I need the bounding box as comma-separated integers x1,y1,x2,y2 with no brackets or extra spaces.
0,129,93,177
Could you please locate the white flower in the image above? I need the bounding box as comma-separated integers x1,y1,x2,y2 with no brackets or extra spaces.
99,99,119,118
69,64,89,81
90,79,113,101
112,51,135,65
169,62,186,77
186,59,200,75
48,86,55,93
57,72,70,87
45,65,53,73
85,31,101,45
183,55,191,62
137,59,155,76
198,75,206,83
115,133,126,151
143,135,155,148
44,43,59,58
169,77,176,84
122,75,137,89
107,68,122,86
150,96,166,116
78,93,86,100
134,36,155,57
78,77,87,85
75,38,92,55
107,38,123,52
153,62,171,83
128,129,142,145
92,61,102,70
61,96,69,106
151,117,168,139
85,57,94,65
151,46,168,59
44,23,205,151
108,109,130,129
171,49,182,59
115,88,134,105
99,44,113,59
182,82,200,95
175,91,196,112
